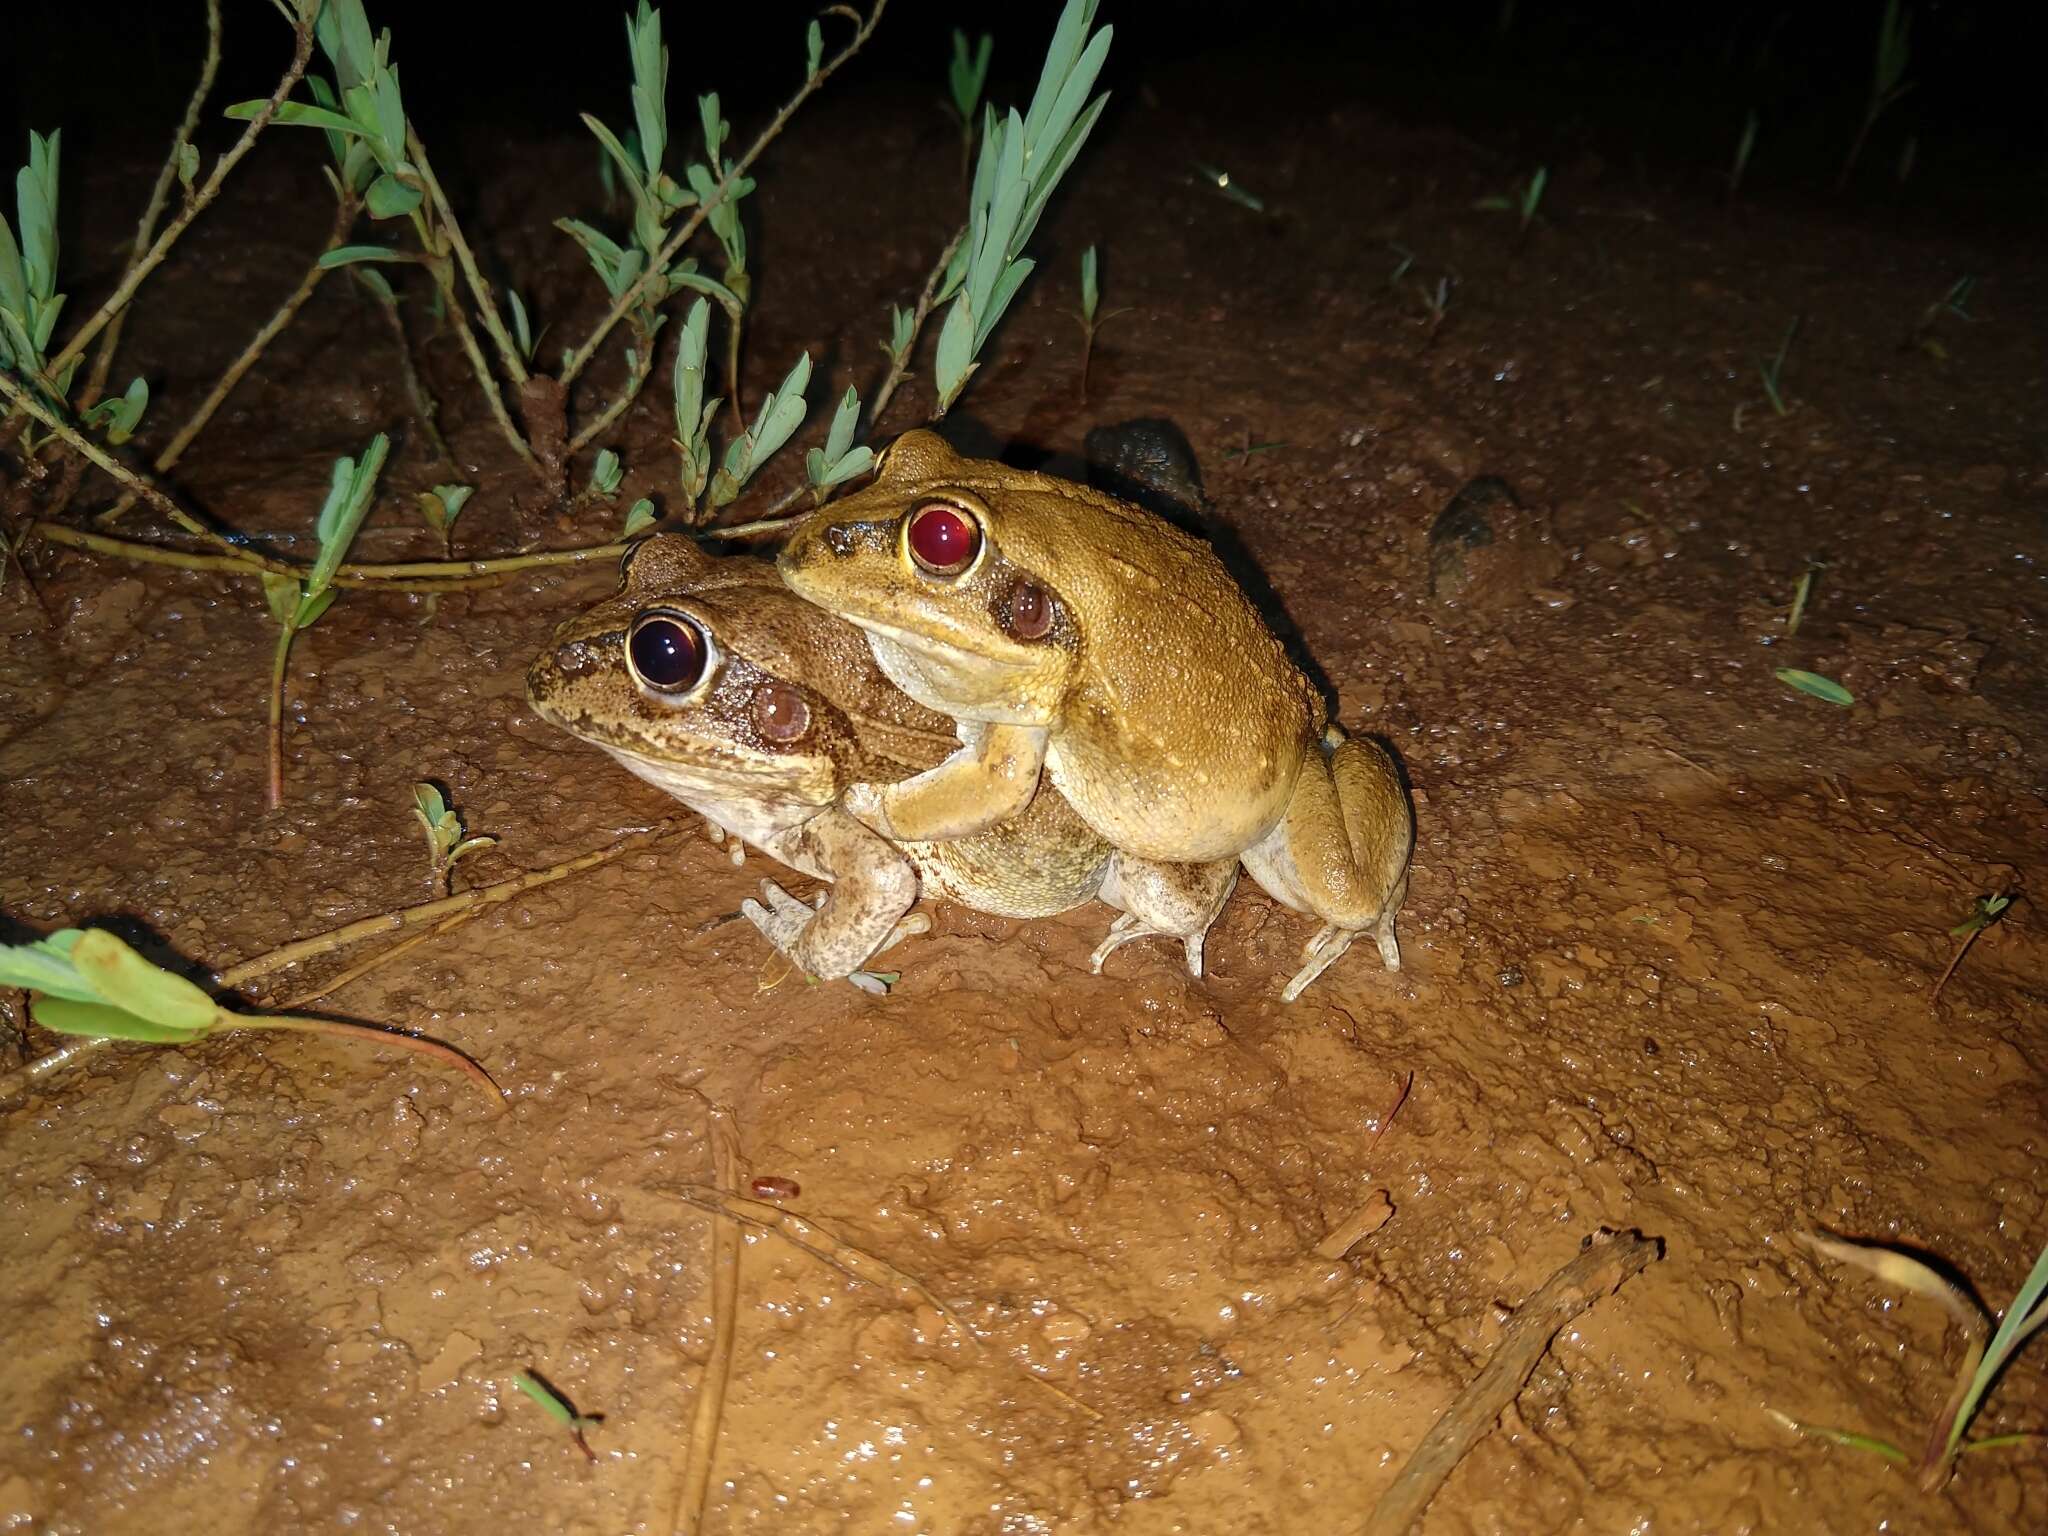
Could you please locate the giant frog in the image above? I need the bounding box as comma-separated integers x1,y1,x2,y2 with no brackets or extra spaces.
777,429,1413,1000
527,534,1236,990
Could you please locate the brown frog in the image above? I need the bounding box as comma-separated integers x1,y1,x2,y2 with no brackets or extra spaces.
777,430,1413,1000
526,534,1234,989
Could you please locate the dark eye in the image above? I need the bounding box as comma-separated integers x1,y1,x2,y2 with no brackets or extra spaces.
906,502,980,575
1008,578,1054,640
752,681,811,743
627,612,708,693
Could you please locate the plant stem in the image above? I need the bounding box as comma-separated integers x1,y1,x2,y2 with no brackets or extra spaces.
672,1108,743,1532
429,258,547,482
404,127,529,387
867,225,965,428
357,264,458,479
98,193,362,527
80,0,225,415
20,0,318,409
267,620,296,809
557,0,890,389
563,321,657,461
225,1013,503,1108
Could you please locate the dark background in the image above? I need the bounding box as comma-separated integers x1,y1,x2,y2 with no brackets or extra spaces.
8,1,2042,227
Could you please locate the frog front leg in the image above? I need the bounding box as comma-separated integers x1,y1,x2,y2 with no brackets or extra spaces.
740,808,930,984
1091,854,1239,978
1239,734,1414,1001
843,721,1049,843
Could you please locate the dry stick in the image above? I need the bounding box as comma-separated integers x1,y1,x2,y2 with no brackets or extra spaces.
15,2,318,425
29,522,531,592
563,321,658,462
427,256,546,481
79,0,226,414
404,128,529,389
98,195,365,527
558,0,891,390
1,821,686,1100
355,266,458,479
673,1111,744,1536
1360,1230,1662,1536
670,1186,1102,1422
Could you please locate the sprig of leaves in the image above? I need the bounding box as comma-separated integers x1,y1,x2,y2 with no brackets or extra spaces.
805,386,873,495
412,782,497,897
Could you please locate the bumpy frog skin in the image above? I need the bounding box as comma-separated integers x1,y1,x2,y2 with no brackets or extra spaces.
777,430,1413,1000
525,535,1235,987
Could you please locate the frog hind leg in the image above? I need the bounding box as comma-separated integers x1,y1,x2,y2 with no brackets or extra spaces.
1091,854,1238,977
1241,735,1413,1000
742,881,930,993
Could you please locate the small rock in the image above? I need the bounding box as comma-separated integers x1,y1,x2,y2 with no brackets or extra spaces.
1426,477,1567,610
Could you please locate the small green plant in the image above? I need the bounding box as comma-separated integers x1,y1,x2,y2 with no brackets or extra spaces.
1475,166,1547,246
1191,160,1265,213
1757,315,1800,417
1771,1230,2047,1490
1838,0,1913,191
1069,245,1131,402
1775,667,1852,706
933,0,1113,416
1417,273,1453,345
1727,110,1759,202
412,782,497,897
588,447,624,499
0,926,498,1101
944,29,995,183
804,386,874,500
1784,562,1821,638
513,1371,603,1462
413,482,472,557
262,434,386,808
1909,275,1977,358
621,497,657,537
1933,892,2012,1004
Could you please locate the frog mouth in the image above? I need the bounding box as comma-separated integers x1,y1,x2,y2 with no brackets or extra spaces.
843,616,1032,673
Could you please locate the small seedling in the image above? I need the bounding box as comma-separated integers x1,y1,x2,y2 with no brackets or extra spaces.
1386,244,1417,287
1221,437,1289,462
1727,110,1759,202
1474,166,1547,246
1417,273,1453,345
413,483,472,558
944,29,995,183
587,447,624,499
708,351,811,509
1068,245,1132,403
1838,0,1913,191
262,434,387,809
621,497,657,537
411,782,497,897
1191,160,1265,213
804,386,874,500
1932,892,2012,1005
1771,1230,2047,1490
1757,315,1800,417
1784,562,1822,638
513,1371,603,1462
1909,275,1977,358
0,927,498,1102
1775,667,1852,706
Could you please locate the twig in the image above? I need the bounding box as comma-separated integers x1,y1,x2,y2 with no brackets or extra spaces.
673,1110,743,1535
405,127,529,387
20,0,319,408
867,225,965,428
558,0,890,389
564,321,658,462
1360,1230,1662,1536
355,265,458,479
428,258,546,481
80,0,225,414
26,522,537,593
98,193,362,527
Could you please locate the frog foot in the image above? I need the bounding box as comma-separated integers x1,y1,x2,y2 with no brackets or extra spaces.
740,880,929,992
1281,924,1356,1003
1089,913,1207,978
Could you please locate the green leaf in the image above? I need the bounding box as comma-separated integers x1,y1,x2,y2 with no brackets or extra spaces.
307,433,390,596
1080,245,1099,322
750,352,812,466
365,172,422,220
81,377,149,445
0,932,99,1003
261,571,304,626
506,289,533,359
0,203,27,327
314,0,378,94
32,996,207,1043
823,385,860,465
413,782,449,826
1763,1409,1907,1464
18,129,61,305
67,929,218,1032
1775,669,1853,706
590,448,623,496
514,1372,583,1430
933,295,976,407
1946,1239,2048,1461
622,498,657,538
318,244,401,274
174,142,199,193
580,113,651,218
293,587,339,630
226,99,364,138
807,19,824,78
627,1,668,182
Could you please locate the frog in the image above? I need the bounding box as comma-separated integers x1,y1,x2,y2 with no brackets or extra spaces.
525,533,1236,990
776,428,1413,1000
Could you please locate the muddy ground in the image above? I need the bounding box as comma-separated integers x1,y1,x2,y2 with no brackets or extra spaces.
3,15,2046,1536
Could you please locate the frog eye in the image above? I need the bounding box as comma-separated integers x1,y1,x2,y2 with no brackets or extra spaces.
627,610,712,695
1007,578,1055,641
752,680,811,743
905,502,980,576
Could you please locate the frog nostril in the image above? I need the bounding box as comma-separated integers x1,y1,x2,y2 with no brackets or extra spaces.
824,524,857,558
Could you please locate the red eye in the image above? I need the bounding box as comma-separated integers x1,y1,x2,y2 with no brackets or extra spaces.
628,612,708,692
906,503,979,575
752,681,811,743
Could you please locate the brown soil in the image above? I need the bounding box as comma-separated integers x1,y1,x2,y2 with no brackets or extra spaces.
5,36,2046,1536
